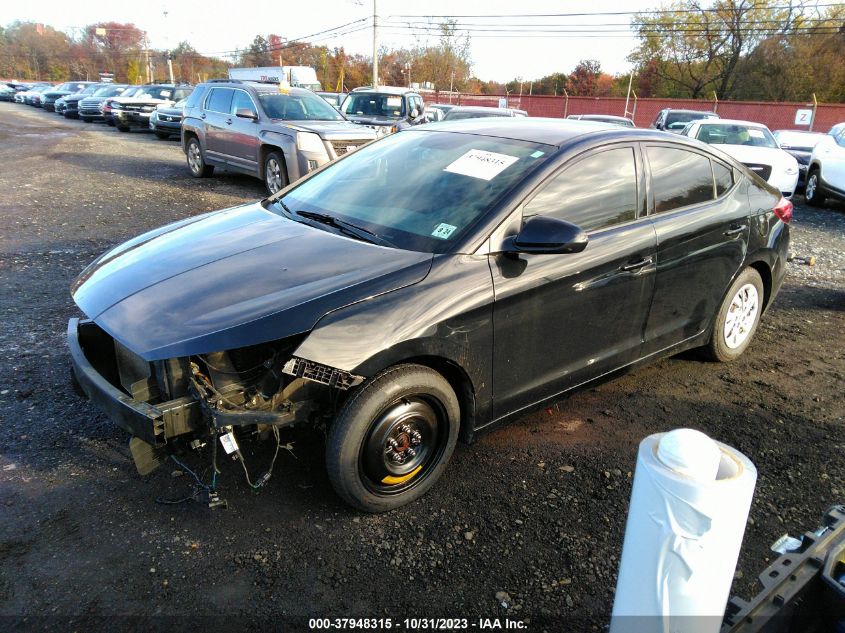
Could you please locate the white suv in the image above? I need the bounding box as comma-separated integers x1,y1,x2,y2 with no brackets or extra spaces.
805,125,845,207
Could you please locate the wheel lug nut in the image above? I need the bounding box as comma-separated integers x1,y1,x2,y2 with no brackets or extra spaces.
406,448,416,458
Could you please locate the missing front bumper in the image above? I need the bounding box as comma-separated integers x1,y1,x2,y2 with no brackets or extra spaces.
67,318,202,447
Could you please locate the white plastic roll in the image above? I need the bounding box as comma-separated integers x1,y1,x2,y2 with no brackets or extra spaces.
610,429,757,633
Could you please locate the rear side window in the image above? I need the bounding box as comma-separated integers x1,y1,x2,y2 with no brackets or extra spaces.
647,146,714,213
524,147,638,231
205,88,233,114
184,86,206,109
713,161,733,196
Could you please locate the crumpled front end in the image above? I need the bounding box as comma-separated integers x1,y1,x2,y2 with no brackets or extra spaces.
68,317,362,476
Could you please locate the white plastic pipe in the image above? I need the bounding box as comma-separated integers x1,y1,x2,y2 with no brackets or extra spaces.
610,429,757,633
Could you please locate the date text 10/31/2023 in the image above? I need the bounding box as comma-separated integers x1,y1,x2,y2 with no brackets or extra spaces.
308,618,528,630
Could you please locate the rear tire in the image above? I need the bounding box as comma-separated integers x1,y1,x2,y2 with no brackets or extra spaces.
186,137,214,177
805,169,826,207
116,125,130,132
326,364,460,513
703,268,765,362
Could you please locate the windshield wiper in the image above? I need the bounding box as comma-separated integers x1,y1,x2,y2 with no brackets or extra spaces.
295,210,394,247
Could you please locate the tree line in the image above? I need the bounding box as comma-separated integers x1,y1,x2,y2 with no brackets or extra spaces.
1,1,843,103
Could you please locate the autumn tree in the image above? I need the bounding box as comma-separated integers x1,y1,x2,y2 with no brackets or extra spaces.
628,0,810,99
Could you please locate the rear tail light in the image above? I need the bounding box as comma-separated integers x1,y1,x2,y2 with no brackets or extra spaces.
773,196,793,224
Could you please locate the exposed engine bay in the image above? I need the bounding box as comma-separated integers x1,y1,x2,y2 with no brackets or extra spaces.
69,318,364,506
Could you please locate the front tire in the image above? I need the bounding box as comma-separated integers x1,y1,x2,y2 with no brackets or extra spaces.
116,124,130,132
186,137,214,177
326,364,460,513
704,268,764,362
264,151,288,195
154,131,170,140
805,168,826,207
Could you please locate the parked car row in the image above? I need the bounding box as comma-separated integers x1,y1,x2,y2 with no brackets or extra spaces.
8,78,844,205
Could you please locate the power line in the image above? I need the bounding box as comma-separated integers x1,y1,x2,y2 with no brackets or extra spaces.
389,3,844,19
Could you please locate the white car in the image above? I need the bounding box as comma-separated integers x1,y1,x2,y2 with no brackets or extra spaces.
681,119,799,198
805,124,845,207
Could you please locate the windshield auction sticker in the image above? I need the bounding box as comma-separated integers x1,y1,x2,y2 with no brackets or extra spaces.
444,149,520,181
431,223,457,239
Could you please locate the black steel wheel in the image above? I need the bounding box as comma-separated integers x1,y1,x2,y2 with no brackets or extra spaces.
326,364,460,512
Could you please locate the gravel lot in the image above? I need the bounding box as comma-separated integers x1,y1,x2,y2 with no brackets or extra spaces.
0,102,843,630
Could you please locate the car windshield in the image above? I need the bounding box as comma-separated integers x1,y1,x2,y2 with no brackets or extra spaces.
94,85,126,97
277,130,553,253
696,124,778,148
133,86,176,100
341,93,406,118
77,85,99,96
258,92,344,121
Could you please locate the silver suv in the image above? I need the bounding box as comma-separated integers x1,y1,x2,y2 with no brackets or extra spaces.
181,81,377,194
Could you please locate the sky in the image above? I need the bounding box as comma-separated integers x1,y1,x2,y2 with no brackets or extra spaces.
1,0,665,81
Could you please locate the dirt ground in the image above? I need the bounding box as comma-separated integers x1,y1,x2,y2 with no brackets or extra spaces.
0,102,843,631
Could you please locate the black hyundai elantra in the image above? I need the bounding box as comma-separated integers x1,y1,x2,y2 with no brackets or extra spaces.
68,118,790,512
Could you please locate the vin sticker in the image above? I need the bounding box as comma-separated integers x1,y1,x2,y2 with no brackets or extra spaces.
444,149,519,181
431,223,457,239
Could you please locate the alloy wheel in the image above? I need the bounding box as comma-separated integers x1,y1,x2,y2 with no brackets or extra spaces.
723,283,759,349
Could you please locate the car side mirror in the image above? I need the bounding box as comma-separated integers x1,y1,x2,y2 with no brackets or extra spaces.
504,216,589,255
235,108,258,121
409,107,420,119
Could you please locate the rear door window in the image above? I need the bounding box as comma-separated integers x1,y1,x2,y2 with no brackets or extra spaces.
205,88,233,114
647,146,715,213
524,146,639,231
713,161,734,196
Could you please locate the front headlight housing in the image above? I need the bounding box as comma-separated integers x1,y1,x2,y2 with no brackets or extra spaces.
296,132,327,154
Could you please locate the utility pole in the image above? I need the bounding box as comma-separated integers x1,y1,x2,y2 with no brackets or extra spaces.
143,31,151,83
372,0,379,88
163,11,174,83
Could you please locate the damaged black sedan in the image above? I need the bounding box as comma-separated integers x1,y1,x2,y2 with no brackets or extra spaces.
69,119,791,512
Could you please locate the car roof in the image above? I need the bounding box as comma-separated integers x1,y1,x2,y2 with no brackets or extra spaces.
663,108,718,115
203,81,314,96
695,118,770,128
350,86,417,95
418,117,702,147
572,114,632,121
449,106,518,113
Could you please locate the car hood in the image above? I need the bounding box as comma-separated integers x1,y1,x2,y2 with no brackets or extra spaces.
43,90,73,99
72,202,433,360
272,120,378,139
713,144,796,168
155,106,183,116
345,115,400,127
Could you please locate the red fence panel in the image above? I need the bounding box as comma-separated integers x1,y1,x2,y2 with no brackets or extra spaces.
430,92,845,133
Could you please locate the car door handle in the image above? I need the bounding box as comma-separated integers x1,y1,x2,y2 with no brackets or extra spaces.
225,118,233,125
724,224,747,236
620,257,653,272
200,113,206,119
